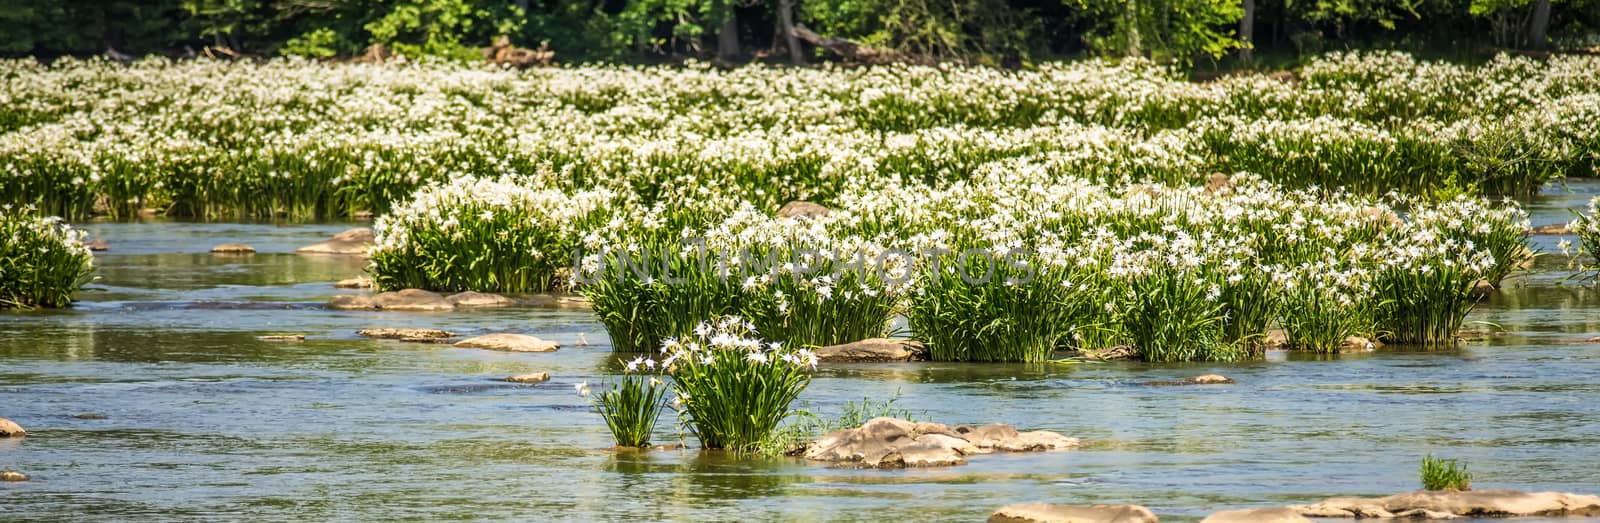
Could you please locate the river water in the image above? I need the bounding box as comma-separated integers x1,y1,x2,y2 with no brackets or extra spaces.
3,184,1600,521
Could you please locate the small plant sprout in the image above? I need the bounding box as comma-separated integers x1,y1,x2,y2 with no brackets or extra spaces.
1421,454,1473,491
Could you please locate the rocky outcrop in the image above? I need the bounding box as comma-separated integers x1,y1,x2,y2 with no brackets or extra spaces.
777,201,831,219
334,276,373,289
989,503,1159,523
296,228,374,255
1201,507,1312,523
1289,489,1600,519
504,372,551,383
815,338,924,362
328,295,378,310
0,417,24,437
446,291,515,308
455,334,559,352
1340,336,1380,352
803,417,1078,469
517,294,593,310
1205,172,1233,195
358,328,455,340
372,289,455,311
210,243,256,254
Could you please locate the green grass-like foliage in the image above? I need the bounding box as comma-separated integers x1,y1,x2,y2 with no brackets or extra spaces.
1279,271,1376,353
582,240,896,353
4,52,1599,221
664,317,815,452
1421,454,1472,491
908,254,1099,362
0,208,94,308
369,178,616,293
1574,198,1600,272
593,375,670,447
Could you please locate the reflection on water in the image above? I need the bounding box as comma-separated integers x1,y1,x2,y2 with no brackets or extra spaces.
3,209,1600,521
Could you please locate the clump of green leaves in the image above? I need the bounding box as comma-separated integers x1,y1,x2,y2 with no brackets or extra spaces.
1421,454,1472,491
0,208,95,309
661,316,816,452
592,375,671,447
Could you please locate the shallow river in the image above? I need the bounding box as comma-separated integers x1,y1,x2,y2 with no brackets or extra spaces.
3,183,1600,521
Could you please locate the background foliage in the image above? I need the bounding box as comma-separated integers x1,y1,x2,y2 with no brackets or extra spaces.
1,0,1597,64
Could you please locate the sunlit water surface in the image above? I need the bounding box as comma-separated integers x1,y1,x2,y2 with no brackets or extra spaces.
4,182,1600,521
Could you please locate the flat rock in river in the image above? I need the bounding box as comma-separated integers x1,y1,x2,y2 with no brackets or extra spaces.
1289,489,1600,518
446,291,515,308
989,503,1158,523
371,289,454,311
815,338,924,362
329,294,378,310
358,328,455,339
455,334,559,352
296,228,374,255
0,417,24,437
1201,507,1312,523
210,243,256,254
504,372,551,383
804,417,1077,469
334,276,373,289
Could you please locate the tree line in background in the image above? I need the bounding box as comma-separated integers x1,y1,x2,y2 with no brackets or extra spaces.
2,0,1597,66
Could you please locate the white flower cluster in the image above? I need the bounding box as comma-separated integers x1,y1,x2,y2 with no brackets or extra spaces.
3,51,1596,221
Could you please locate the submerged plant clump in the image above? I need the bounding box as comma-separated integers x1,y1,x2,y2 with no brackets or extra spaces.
0,207,94,309
592,375,670,448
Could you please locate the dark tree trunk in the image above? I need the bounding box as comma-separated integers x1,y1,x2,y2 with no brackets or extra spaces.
719,11,741,59
1528,0,1552,50
1239,0,1255,62
778,0,805,64
1124,0,1141,57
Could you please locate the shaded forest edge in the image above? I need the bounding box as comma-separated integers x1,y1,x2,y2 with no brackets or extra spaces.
4,0,1599,70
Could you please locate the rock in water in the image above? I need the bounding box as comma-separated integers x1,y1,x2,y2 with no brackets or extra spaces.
504,372,551,383
86,238,109,251
455,334,559,352
371,289,454,312
0,471,27,482
777,201,831,219
257,335,306,341
989,503,1159,523
1529,223,1572,235
296,228,375,255
210,243,256,254
1289,489,1600,518
445,291,516,308
357,328,455,340
328,295,378,310
1190,374,1234,384
1201,507,1313,523
334,276,373,289
815,338,924,362
1261,329,1289,350
0,417,24,437
804,417,1077,468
